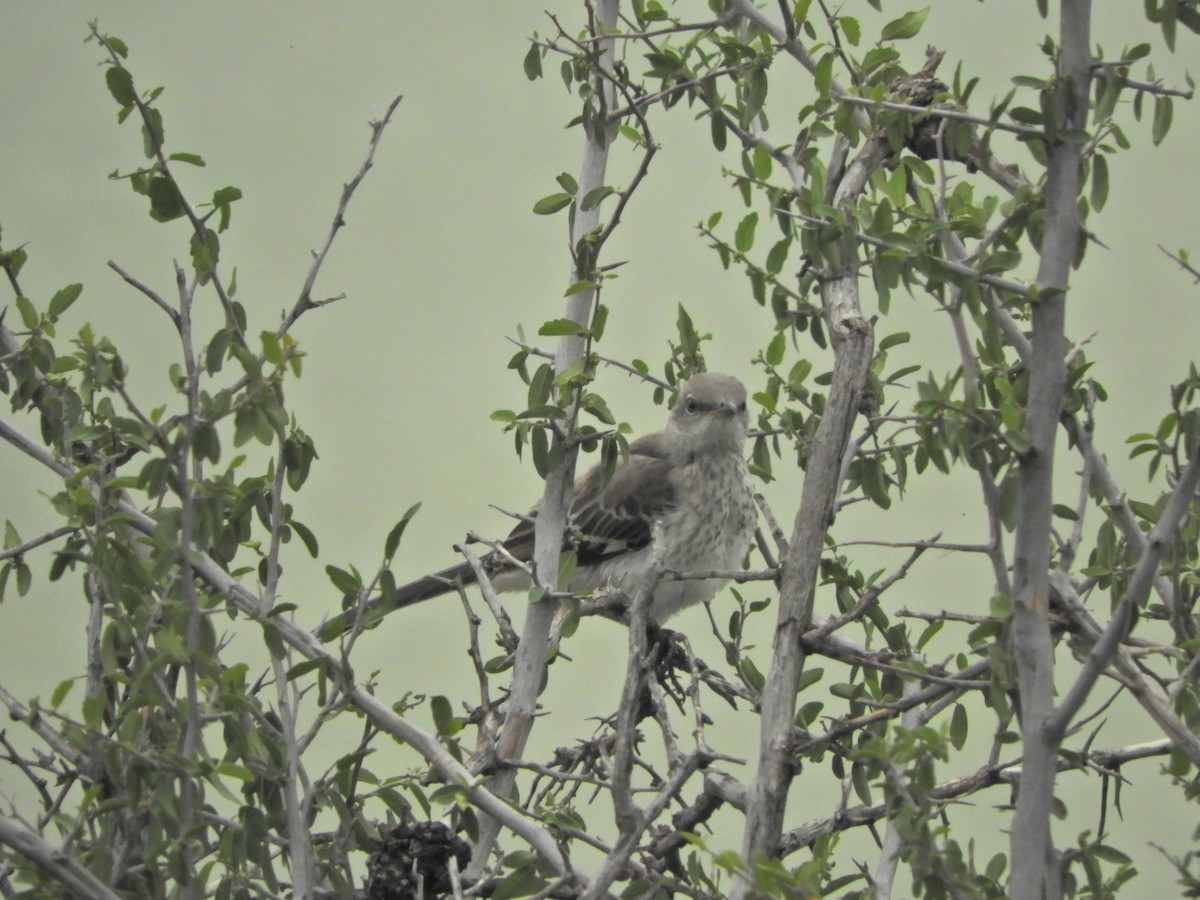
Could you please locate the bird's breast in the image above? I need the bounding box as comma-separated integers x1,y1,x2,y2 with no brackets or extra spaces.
662,455,756,573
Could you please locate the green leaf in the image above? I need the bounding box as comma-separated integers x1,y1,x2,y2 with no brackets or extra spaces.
916,618,943,651
378,568,397,613
840,16,861,45
147,176,186,222
538,317,586,337
950,703,968,750
261,330,282,366
766,330,786,366
1002,429,1032,454
0,247,28,277
1152,95,1173,146
751,143,773,180
493,868,548,900
48,284,83,320
523,43,542,81
291,519,319,558
744,67,768,122
710,110,727,151
532,192,573,215
880,7,929,41
206,329,230,374
141,107,164,158
15,296,38,330
734,212,759,253
557,550,577,590
814,52,834,96
326,565,360,596
582,392,615,425
861,47,900,78
384,503,422,561
1052,503,1079,521
106,36,129,59
580,185,615,211
878,331,909,351
50,678,75,709
431,695,454,735
169,152,206,167
212,186,242,231
765,236,792,274
742,657,766,692
105,65,136,107
591,302,608,341
1090,153,1109,211
190,228,220,279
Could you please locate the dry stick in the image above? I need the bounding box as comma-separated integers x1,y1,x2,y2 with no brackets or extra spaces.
1051,445,1200,738
1008,3,1091,897
836,94,1043,137
1072,416,1179,626
733,130,883,900
0,681,87,777
1049,572,1200,768
170,261,206,896
717,11,884,887
106,260,179,327
612,536,663,832
262,446,316,899
465,0,621,884
779,738,1171,856
285,94,404,335
0,525,77,562
0,815,122,900
82,572,106,784
871,680,924,900
779,210,1033,300
455,543,519,652
582,538,664,900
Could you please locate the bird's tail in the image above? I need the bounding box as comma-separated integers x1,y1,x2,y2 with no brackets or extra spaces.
318,561,479,639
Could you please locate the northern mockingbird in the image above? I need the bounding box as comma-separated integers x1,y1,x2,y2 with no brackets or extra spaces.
349,372,756,626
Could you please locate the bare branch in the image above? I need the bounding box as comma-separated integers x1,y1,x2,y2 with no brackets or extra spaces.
0,816,122,900
0,525,77,562
1160,243,1200,284
780,738,1172,856
105,260,180,327
284,94,404,334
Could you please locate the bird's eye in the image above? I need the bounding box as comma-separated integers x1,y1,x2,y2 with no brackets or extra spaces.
738,401,747,412
684,397,700,415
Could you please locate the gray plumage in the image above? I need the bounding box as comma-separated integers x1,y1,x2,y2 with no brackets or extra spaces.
342,372,756,629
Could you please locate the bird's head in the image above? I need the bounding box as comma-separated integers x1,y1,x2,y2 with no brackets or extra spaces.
667,372,750,459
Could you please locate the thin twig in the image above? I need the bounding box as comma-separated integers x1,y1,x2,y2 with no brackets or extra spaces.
106,261,180,328
0,525,78,562
284,94,405,334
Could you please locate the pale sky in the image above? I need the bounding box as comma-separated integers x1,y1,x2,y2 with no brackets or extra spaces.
2,3,1196,892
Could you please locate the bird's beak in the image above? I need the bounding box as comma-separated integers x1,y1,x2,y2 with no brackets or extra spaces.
713,401,739,416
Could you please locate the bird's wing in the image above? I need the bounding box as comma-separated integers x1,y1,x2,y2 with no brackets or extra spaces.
498,434,677,567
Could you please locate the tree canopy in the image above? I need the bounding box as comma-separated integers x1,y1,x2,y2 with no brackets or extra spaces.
2,3,1200,899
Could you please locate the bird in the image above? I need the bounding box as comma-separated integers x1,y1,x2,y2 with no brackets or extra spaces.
332,372,757,632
